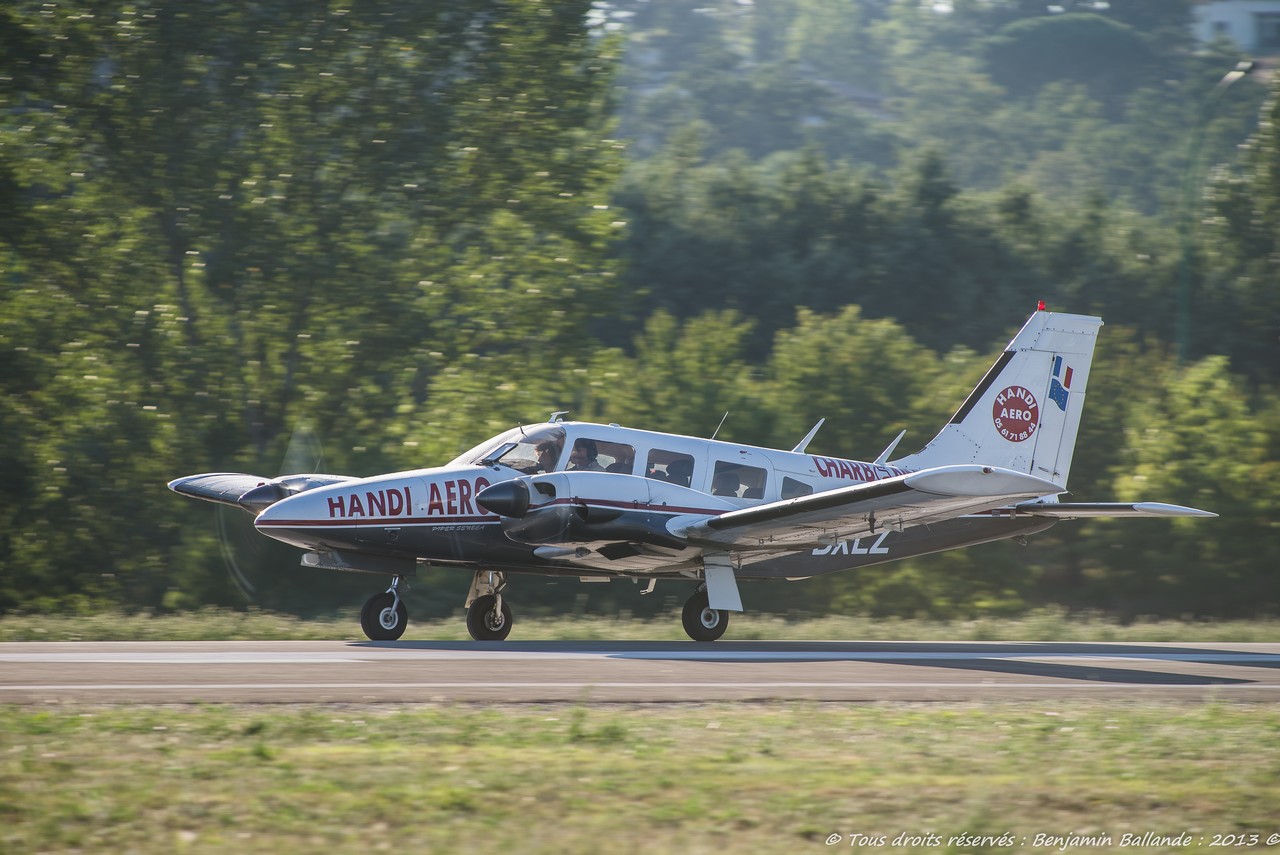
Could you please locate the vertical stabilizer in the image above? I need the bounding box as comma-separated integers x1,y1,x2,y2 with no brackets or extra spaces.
893,310,1102,489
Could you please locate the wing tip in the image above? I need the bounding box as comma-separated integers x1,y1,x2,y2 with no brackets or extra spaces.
1132,502,1218,518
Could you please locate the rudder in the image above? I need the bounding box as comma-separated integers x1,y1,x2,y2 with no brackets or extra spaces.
893,310,1102,489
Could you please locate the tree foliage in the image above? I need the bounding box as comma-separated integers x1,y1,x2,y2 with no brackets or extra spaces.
1,0,622,611
982,14,1156,108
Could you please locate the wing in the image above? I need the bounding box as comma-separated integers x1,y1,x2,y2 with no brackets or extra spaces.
168,472,356,513
671,465,1064,550
168,473,274,509
1013,500,1217,519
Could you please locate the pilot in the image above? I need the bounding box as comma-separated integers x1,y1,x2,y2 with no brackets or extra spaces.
568,438,605,471
711,470,740,497
535,440,561,473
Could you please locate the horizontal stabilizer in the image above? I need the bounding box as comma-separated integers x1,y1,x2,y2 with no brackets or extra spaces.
1014,501,1217,519
904,466,1062,499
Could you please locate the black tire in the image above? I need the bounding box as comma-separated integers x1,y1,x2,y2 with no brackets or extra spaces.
360,592,408,641
681,590,729,642
466,594,513,641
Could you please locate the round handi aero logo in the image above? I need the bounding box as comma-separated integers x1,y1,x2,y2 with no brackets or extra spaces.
992,385,1039,442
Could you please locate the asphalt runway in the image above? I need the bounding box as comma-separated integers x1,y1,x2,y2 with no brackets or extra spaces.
3,640,1280,703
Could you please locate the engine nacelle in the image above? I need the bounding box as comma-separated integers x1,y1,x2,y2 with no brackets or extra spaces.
476,472,732,549
238,474,354,514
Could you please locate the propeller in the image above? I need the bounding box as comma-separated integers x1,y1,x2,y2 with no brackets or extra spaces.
215,420,325,600
280,419,326,476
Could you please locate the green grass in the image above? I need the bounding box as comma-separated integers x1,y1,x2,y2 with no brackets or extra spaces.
3,610,1277,851
2,701,1279,853
1,606,1278,642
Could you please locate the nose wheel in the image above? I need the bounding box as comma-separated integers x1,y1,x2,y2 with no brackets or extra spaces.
466,594,513,641
360,576,409,641
464,570,514,641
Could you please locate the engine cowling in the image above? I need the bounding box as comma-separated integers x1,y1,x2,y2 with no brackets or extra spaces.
237,474,354,514
476,472,730,550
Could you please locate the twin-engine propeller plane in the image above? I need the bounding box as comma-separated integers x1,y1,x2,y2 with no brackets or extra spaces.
170,308,1215,641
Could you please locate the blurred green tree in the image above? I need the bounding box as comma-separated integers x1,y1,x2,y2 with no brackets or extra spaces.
1104,357,1279,616
1202,73,1280,381
0,0,622,612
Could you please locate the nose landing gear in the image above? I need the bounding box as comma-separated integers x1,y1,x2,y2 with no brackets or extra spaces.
360,575,409,641
465,570,513,641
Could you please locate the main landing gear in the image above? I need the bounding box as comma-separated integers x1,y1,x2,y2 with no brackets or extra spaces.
682,586,729,642
465,570,513,641
360,575,409,641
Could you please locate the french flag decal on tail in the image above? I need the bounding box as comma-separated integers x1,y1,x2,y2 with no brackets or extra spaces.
1048,356,1073,412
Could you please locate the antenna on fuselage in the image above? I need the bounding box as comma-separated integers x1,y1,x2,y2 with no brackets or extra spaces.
791,418,826,453
874,429,907,466
549,411,570,423
710,411,730,440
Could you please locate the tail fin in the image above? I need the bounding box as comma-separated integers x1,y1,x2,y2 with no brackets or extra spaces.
893,309,1102,489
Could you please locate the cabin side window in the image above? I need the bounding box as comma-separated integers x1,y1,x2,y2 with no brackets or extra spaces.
568,438,635,473
645,450,695,487
781,477,814,500
712,461,768,499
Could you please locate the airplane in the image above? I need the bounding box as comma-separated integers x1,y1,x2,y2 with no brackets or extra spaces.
169,307,1216,642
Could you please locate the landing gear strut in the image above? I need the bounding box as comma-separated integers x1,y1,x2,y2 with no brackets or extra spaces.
360,575,409,641
465,570,513,641
681,587,729,642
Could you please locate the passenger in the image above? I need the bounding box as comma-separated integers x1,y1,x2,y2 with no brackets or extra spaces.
665,458,693,487
712,470,740,497
568,438,605,471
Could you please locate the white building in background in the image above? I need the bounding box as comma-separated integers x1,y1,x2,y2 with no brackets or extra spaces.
1193,0,1280,53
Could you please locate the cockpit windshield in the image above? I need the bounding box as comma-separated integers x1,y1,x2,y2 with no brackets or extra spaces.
448,426,566,474
447,428,521,468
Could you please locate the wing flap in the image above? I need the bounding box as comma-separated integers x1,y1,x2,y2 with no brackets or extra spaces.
674,465,1063,548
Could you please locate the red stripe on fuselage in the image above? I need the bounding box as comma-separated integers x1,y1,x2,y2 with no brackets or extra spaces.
258,500,731,530
256,515,498,528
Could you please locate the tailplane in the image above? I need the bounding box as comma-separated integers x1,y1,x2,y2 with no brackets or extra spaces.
893,309,1102,489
